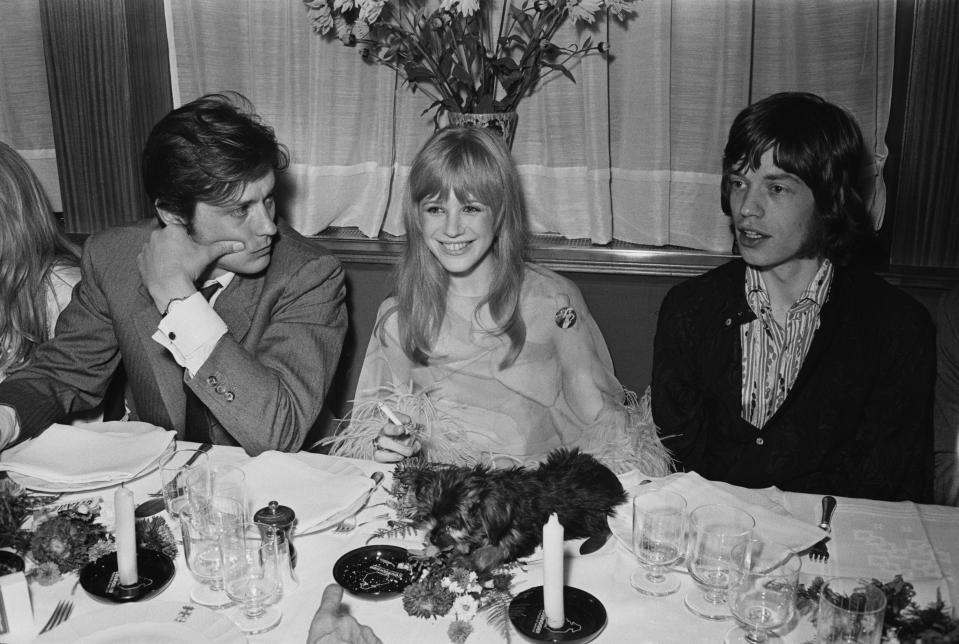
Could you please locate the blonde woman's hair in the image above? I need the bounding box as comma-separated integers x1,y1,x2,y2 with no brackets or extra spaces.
0,141,80,374
383,126,528,368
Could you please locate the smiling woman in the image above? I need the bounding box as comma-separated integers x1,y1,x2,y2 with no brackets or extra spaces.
322,127,671,477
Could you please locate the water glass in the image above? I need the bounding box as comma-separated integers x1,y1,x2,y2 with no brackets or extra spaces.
630,490,687,596
159,447,211,527
219,523,283,634
815,577,887,644
725,539,801,644
187,463,249,523
180,496,245,608
685,504,755,620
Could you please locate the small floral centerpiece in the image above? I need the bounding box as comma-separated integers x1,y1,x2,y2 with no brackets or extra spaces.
0,479,176,586
303,0,637,118
372,460,520,643
797,575,959,643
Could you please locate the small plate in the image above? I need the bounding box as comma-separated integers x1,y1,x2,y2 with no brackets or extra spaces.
509,585,607,643
332,545,413,597
34,601,243,643
80,550,176,603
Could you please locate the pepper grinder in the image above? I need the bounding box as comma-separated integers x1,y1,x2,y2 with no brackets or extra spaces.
253,501,296,573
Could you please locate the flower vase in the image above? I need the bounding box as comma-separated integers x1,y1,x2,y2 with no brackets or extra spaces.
447,111,518,149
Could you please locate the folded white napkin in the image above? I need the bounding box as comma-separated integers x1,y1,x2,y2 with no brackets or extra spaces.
0,421,175,483
658,472,825,552
239,451,374,533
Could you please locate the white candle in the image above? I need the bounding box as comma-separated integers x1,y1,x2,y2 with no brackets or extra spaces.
543,512,565,629
114,484,138,586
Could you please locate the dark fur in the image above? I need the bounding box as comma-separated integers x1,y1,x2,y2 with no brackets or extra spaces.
400,449,626,570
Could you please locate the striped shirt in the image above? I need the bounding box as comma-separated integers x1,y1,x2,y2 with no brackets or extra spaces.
740,260,834,428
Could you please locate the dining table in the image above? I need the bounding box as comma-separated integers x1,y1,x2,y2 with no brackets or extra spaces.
10,441,959,644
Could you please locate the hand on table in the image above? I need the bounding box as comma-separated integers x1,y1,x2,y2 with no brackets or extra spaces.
308,583,382,644
372,410,421,463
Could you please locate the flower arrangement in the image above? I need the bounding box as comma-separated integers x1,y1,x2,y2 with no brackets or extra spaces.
371,459,519,642
0,480,176,586
797,575,959,643
402,544,518,643
303,0,637,117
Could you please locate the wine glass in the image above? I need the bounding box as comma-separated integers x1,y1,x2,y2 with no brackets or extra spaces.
630,490,687,596
219,522,283,634
187,463,249,523
725,538,801,644
815,577,887,644
685,504,755,620
180,496,245,608
159,447,210,529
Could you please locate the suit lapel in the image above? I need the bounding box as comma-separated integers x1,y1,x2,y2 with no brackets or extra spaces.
213,272,261,344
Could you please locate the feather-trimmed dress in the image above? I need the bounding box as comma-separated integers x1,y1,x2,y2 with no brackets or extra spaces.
326,264,670,476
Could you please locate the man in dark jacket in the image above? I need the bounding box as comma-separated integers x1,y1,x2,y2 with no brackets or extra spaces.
651,92,934,502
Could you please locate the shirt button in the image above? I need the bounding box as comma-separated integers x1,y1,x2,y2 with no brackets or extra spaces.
207,375,218,386
167,331,176,340
224,391,235,402
755,437,764,446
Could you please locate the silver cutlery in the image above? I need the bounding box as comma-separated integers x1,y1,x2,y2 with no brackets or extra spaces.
808,495,837,562
38,600,74,634
332,471,385,532
333,512,391,533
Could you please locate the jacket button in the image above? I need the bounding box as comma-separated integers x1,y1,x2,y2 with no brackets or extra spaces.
224,391,235,402
215,385,226,395
755,437,764,446
724,318,732,326
207,375,218,386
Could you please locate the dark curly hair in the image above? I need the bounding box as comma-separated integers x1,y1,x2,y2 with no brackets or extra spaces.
721,92,876,266
142,92,288,221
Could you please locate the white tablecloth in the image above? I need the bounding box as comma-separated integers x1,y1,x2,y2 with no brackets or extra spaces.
16,444,959,643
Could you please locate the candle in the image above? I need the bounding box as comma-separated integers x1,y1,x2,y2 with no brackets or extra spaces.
114,484,138,586
543,512,565,629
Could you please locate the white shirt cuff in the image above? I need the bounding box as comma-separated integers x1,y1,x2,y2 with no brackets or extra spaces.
152,292,228,376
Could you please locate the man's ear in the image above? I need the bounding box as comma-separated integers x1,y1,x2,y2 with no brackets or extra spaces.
155,202,187,228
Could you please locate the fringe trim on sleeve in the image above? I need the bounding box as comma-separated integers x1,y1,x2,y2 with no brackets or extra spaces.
579,386,673,477
317,382,488,467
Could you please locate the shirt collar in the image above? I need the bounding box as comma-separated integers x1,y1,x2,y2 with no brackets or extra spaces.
744,259,834,315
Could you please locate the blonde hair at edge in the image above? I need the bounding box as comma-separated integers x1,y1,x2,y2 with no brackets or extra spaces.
387,126,528,368
0,141,80,374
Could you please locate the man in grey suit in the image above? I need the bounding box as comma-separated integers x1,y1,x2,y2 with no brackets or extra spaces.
0,93,347,455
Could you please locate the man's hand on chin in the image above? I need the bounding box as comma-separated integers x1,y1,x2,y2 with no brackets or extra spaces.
137,224,244,314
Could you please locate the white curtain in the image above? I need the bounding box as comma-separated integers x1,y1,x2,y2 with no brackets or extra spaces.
0,0,61,211
167,0,895,252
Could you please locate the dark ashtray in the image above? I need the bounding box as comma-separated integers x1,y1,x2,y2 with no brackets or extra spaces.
509,586,607,643
0,550,25,576
333,545,413,598
80,550,175,603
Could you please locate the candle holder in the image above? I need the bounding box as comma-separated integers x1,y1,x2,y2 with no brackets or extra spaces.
79,550,175,603
509,585,606,643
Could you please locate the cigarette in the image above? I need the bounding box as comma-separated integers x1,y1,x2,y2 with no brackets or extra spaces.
377,402,403,426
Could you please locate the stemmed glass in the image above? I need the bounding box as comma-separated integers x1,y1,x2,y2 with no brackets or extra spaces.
158,447,210,530
219,522,283,634
187,463,249,522
725,539,801,643
685,504,755,620
630,490,687,596
180,496,245,607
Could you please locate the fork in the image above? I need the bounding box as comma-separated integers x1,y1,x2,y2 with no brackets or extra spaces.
808,495,837,562
331,471,385,533
334,512,391,533
38,599,74,634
